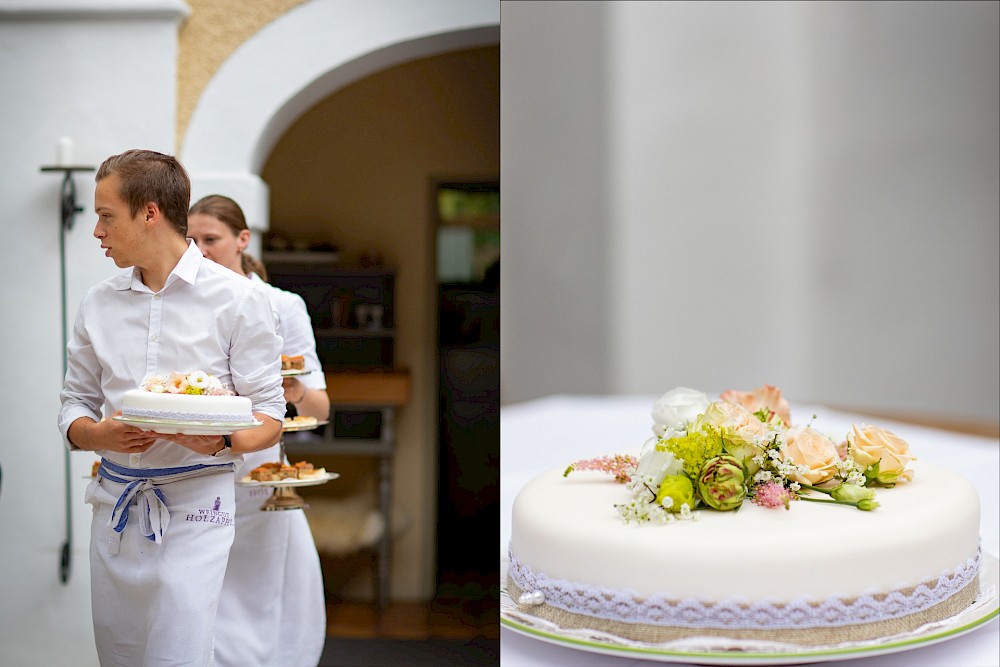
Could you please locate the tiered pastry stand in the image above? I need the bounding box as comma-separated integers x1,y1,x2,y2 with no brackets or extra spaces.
237,369,338,511
252,418,336,511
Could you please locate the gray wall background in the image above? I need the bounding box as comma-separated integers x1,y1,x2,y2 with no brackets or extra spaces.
501,1,999,423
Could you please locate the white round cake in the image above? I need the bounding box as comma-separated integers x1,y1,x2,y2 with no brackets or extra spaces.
121,390,253,424
506,386,983,646
120,371,253,424
509,460,980,643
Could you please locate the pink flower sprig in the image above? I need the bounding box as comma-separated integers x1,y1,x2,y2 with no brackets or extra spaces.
564,454,639,484
751,481,793,509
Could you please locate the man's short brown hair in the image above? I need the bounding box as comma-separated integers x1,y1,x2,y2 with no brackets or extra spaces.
96,149,191,236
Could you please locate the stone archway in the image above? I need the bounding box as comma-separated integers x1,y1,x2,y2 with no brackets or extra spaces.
180,0,499,239
180,0,499,600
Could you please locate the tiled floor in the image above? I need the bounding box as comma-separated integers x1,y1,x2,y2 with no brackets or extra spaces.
326,600,500,641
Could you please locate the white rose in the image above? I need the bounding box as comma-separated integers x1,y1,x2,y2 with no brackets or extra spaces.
634,445,683,489
651,387,710,437
187,370,210,389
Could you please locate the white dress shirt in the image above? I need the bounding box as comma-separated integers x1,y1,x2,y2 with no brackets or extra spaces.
238,273,326,474
213,272,328,667
249,272,325,392
58,240,286,469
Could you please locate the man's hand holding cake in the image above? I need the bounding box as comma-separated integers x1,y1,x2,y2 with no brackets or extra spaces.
67,413,158,454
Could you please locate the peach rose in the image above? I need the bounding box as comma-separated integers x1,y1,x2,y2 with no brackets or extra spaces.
720,384,792,425
782,427,839,485
698,401,770,473
700,401,770,444
167,372,190,394
847,424,915,484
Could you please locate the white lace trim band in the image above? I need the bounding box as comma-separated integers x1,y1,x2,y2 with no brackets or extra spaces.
121,408,251,424
508,544,981,629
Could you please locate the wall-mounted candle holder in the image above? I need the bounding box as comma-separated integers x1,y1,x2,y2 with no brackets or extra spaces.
40,165,94,231
41,162,94,585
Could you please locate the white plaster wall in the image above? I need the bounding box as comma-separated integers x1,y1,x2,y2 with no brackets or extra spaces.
500,1,611,402
501,1,999,423
608,1,817,401
0,2,187,664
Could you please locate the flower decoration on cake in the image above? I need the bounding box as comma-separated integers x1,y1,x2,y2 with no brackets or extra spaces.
565,384,916,523
141,371,234,396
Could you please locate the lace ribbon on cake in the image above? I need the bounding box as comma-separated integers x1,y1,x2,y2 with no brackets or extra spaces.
122,408,252,424
507,545,981,629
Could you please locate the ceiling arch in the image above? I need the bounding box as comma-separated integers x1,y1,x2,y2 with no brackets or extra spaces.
180,0,498,228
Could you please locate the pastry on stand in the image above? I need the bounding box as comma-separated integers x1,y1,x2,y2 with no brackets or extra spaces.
236,415,336,511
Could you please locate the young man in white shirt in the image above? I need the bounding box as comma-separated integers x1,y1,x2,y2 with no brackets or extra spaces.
58,149,287,666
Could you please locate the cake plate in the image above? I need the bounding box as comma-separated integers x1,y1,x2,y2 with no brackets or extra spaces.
237,416,335,511
113,415,263,436
500,553,1000,665
237,472,340,510
282,418,329,433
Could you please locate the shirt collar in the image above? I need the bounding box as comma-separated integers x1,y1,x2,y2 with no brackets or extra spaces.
117,239,203,293
171,240,204,286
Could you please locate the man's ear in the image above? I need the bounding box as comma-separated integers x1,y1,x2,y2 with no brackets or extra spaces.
143,202,160,225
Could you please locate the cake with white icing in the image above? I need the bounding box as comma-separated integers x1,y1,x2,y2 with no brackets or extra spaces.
120,371,253,424
507,385,982,645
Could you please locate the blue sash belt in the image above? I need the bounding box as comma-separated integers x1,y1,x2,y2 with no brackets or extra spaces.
97,459,235,554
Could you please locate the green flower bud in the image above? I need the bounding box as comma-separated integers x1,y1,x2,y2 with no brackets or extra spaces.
862,460,881,486
696,455,747,511
857,499,880,511
829,483,876,504
655,474,696,513
874,470,903,486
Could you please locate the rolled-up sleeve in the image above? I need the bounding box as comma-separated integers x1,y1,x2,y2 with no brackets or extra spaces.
229,286,286,420
57,293,104,449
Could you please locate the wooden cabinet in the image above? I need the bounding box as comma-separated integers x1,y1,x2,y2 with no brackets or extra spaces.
263,256,396,371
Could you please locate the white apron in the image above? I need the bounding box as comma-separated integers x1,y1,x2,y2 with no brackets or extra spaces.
86,459,237,667
213,443,326,667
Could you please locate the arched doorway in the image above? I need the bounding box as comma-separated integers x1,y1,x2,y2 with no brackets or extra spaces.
180,1,499,603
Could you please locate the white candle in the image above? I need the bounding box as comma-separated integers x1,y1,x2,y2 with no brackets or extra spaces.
57,136,74,166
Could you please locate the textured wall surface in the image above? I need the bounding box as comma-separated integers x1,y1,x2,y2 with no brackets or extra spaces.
177,0,307,150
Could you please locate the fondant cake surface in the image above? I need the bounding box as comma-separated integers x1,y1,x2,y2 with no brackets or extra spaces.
121,390,253,423
120,371,252,423
506,385,983,644
510,459,979,603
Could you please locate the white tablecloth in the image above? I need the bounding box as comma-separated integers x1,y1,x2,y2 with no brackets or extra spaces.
500,395,1000,667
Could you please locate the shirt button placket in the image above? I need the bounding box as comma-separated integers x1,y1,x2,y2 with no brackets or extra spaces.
146,291,164,377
